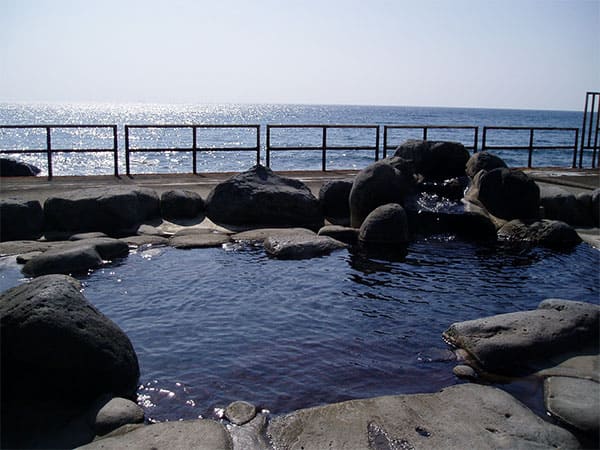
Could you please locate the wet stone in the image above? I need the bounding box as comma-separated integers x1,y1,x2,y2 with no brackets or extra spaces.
452,364,478,380
224,401,257,425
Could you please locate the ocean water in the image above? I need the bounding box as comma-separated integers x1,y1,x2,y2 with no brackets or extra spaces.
0,240,598,422
0,103,588,175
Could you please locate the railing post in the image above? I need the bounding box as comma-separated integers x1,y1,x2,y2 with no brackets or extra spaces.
375,125,380,161
322,126,327,171
382,126,388,158
125,125,131,176
192,126,198,174
112,125,119,177
46,126,53,179
528,128,534,168
481,127,487,151
422,127,428,141
572,128,579,169
256,125,261,166
266,125,271,168
473,127,479,153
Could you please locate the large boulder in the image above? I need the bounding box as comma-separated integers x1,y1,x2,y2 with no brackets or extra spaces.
349,157,415,227
268,384,579,449
443,299,599,374
358,203,409,245
592,188,600,226
394,140,470,181
465,167,540,220
44,187,160,235
0,158,41,177
160,189,205,219
22,238,130,277
0,199,44,241
318,179,353,225
540,185,592,226
465,151,507,178
206,165,323,229
0,275,140,403
497,219,582,248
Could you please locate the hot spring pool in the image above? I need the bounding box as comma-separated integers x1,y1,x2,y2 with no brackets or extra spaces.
1,238,598,422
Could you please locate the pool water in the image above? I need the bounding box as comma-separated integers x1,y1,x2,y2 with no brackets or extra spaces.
0,238,598,422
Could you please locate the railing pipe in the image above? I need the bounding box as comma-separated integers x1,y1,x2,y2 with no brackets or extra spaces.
46,127,53,179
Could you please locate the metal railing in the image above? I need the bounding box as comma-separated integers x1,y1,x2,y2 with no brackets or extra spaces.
580,91,600,168
124,124,260,176
481,126,579,168
0,124,118,178
265,124,380,171
382,125,479,158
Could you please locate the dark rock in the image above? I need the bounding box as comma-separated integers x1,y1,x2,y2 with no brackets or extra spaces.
443,298,599,374
16,251,43,264
206,165,323,229
465,167,540,220
90,396,145,436
318,225,359,245
319,179,353,225
44,187,160,235
0,275,140,404
264,232,347,259
540,185,592,226
545,376,599,436
465,152,507,178
498,219,582,248
592,188,600,226
78,419,233,449
267,384,579,449
22,238,130,276
160,190,205,219
120,235,169,247
69,232,109,241
394,140,470,181
224,400,256,426
349,157,415,227
232,228,315,244
575,192,594,226
0,240,58,256
0,199,44,241
169,228,231,249
358,203,409,245
0,158,41,177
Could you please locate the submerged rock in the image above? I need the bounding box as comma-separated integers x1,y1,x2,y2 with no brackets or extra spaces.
443,299,599,374
497,219,582,248
224,400,257,426
264,232,347,259
169,228,231,249
349,157,415,227
394,139,470,181
232,227,315,244
206,165,323,229
0,199,44,242
267,384,578,449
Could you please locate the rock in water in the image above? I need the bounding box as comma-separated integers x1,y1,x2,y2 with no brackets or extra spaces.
497,219,582,248
394,140,470,181
358,203,409,245
206,165,323,229
0,275,140,403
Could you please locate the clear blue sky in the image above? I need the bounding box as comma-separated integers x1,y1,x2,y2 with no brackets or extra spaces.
1,0,598,110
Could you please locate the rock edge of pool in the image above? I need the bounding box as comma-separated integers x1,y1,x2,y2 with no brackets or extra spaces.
1,146,599,449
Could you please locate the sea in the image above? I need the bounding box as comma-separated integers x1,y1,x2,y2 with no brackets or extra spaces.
0,102,590,175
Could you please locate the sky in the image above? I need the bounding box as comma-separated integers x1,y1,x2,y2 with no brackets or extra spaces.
0,0,598,110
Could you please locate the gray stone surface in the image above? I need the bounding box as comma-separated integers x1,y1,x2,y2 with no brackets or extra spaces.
545,376,600,435
224,400,257,425
465,151,507,178
22,237,130,276
169,228,231,249
394,139,470,181
318,179,353,224
358,203,409,245
443,299,599,374
452,364,477,380
160,189,205,219
206,165,323,229
0,240,58,256
69,232,110,241
78,419,233,450
497,219,582,248
268,383,579,450
228,413,270,450
232,227,315,243
540,185,593,226
91,397,145,436
536,354,599,382
0,275,139,404
264,232,347,259
0,198,44,241
44,186,160,234
465,167,540,221
317,225,359,245
349,156,415,227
